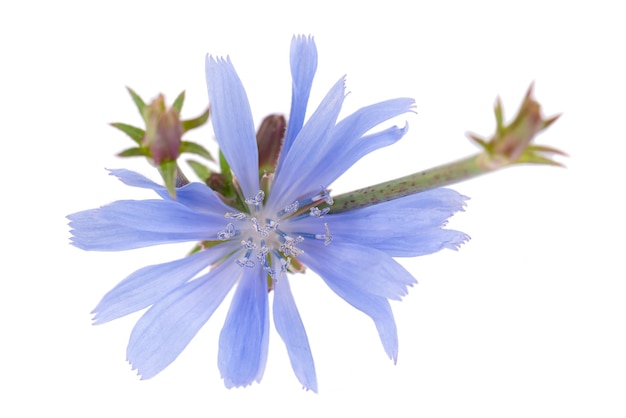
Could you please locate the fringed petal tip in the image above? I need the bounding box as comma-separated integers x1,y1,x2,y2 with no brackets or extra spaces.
221,376,262,390
444,232,471,251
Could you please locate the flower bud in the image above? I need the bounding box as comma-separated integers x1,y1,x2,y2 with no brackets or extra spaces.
143,94,183,165
468,84,562,169
256,114,286,172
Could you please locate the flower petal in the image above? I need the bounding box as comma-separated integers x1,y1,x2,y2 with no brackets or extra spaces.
272,95,414,209
280,35,318,159
95,199,225,233
326,188,469,256
368,228,469,257
93,244,237,324
292,188,469,257
273,273,318,392
67,210,207,251
126,255,241,379
68,199,226,251
305,98,414,198
307,265,399,362
269,76,346,208
218,267,269,388
108,168,234,215
299,241,416,301
205,56,259,199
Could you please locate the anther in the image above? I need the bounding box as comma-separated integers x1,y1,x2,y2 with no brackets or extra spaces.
298,223,332,245
217,223,236,240
251,217,269,237
310,206,330,217
297,186,333,208
280,235,304,257
225,212,247,220
236,238,256,268
245,190,265,208
236,257,255,268
276,201,299,218
323,222,333,246
241,239,257,250
256,243,270,261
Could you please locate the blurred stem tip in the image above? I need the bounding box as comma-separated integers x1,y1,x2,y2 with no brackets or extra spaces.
331,84,566,213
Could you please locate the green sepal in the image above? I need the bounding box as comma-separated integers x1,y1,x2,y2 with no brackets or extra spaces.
126,87,147,120
172,91,185,114
110,122,145,145
159,160,178,199
186,159,212,181
117,147,150,158
182,108,210,133
494,97,505,137
515,145,568,167
180,141,214,161
187,240,223,256
219,150,233,188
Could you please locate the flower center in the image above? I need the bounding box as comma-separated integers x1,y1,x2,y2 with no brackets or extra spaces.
217,189,333,278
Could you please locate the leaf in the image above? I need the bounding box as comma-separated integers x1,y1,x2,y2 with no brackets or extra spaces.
172,91,185,114
117,147,149,157
110,122,145,145
181,108,210,133
126,87,147,118
186,159,212,181
180,141,214,161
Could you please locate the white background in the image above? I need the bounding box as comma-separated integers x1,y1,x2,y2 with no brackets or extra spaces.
2,1,624,416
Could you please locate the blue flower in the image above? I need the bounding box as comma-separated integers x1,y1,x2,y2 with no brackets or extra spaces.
68,35,468,392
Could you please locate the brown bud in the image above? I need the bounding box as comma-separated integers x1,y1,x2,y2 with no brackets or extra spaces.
256,114,286,171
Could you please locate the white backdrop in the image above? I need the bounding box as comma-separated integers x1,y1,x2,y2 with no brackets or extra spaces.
2,1,624,417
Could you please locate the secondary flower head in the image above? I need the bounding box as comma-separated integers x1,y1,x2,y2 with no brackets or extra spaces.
68,35,468,392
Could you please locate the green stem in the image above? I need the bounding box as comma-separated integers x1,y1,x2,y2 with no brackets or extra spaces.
331,153,493,213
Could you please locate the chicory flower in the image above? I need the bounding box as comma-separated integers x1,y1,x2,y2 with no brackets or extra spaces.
68,35,468,392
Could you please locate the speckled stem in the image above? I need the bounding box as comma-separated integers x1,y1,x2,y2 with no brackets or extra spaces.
331,154,489,213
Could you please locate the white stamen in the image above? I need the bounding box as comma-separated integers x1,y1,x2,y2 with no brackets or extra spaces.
277,201,299,217
217,223,236,240
310,206,330,218
225,212,247,220
245,190,265,208
251,217,269,236
323,222,333,246
280,235,304,257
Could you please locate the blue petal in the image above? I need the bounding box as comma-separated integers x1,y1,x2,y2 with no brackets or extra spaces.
218,267,269,388
271,94,414,209
93,244,238,324
269,77,346,208
126,255,242,379
301,257,399,362
108,169,234,215
205,56,260,199
273,272,318,392
93,199,225,233
304,98,414,199
280,35,318,160
292,188,469,257
299,241,416,301
67,199,227,251
68,210,209,251
368,228,469,257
